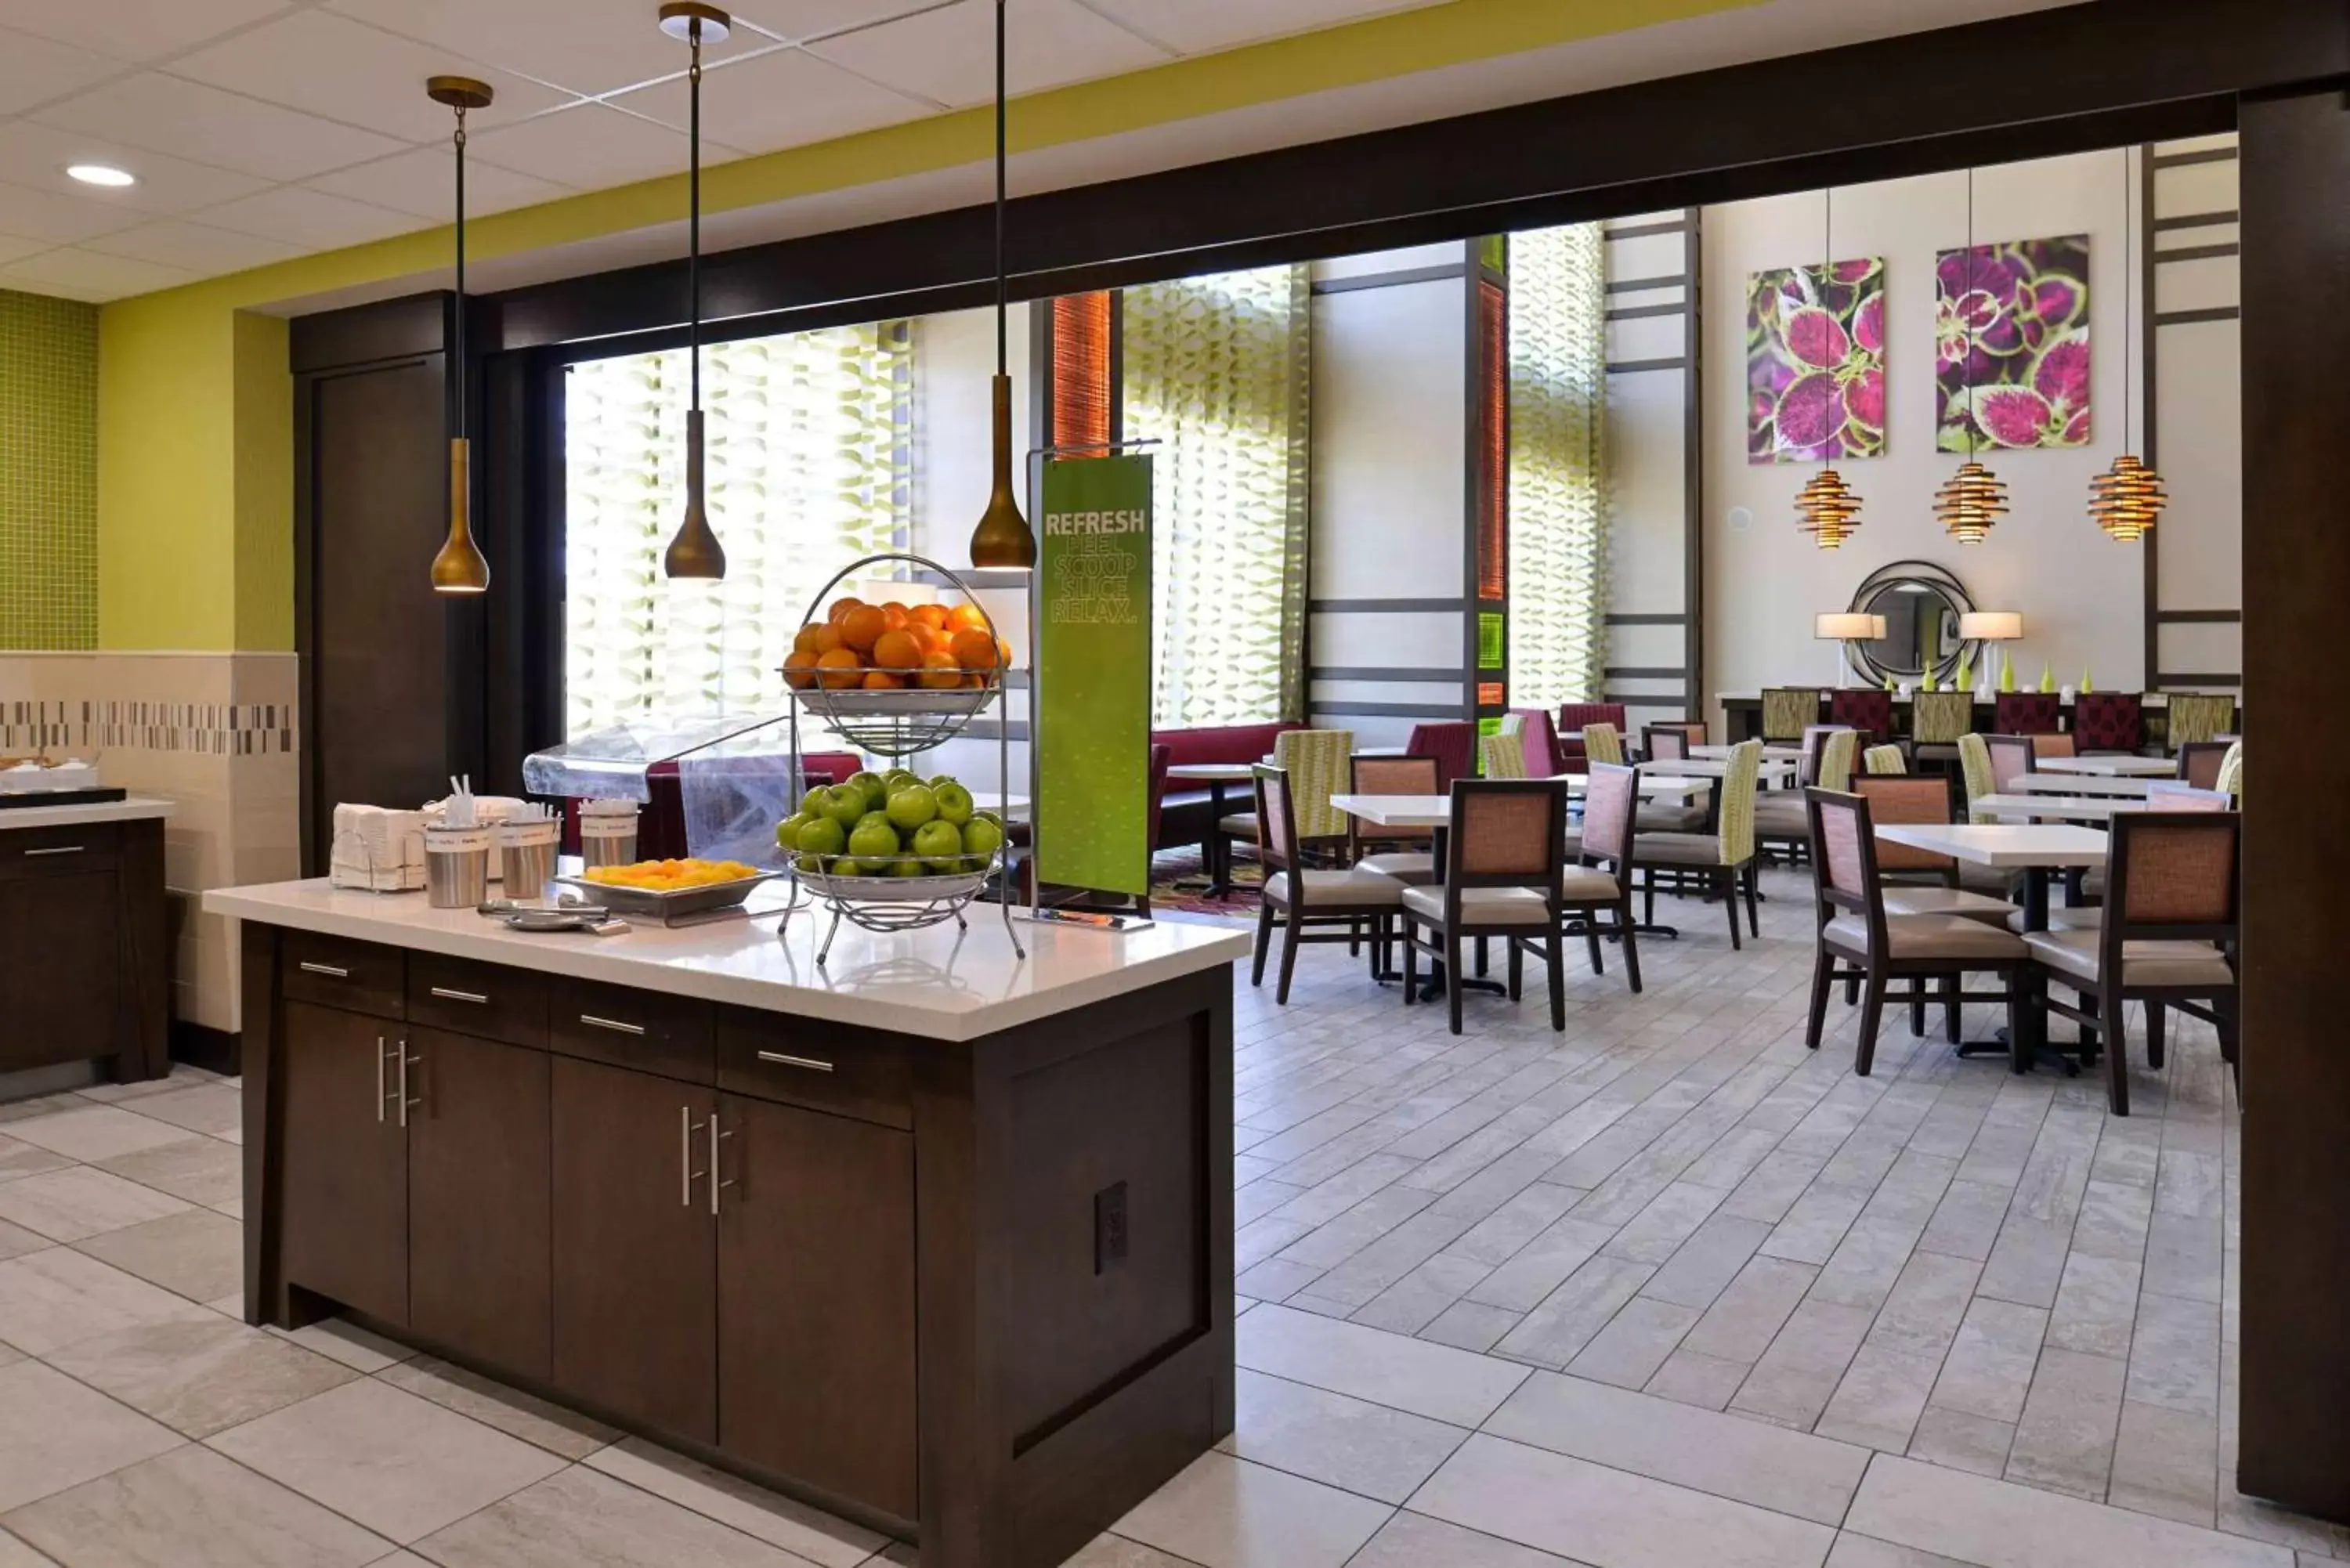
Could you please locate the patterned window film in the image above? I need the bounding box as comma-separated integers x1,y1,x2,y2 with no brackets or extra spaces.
563,323,913,737
1122,266,1311,729
1504,225,1610,710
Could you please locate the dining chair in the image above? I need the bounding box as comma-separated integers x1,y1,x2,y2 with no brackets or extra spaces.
1852,774,2016,917
2164,692,2237,750
2019,810,2240,1115
1348,753,1439,884
1993,692,2063,735
1406,721,1479,790
1761,688,1821,743
2030,732,2077,761
1630,739,1762,947
1555,703,1627,770
1642,724,1694,764
2214,739,2243,800
1758,728,1856,865
1864,743,1907,775
1911,690,1977,773
1399,779,1571,1034
2072,691,2146,753
1829,688,1896,744
2143,781,2234,811
1984,734,2036,793
1480,729,1529,779
1248,764,1406,1006
1581,722,1626,766
1958,732,1998,822
2177,740,2232,791
1222,728,1354,865
1540,762,1644,995
1511,707,1565,775
1803,788,2027,1075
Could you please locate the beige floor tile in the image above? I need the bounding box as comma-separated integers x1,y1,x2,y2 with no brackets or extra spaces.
45,1314,358,1439
378,1357,618,1461
206,1378,566,1545
2004,1349,2124,1501
0,1360,184,1513
267,1317,417,1373
414,1464,816,1568
123,1086,243,1140
1825,1536,1982,1568
0,1526,56,1566
1486,1371,1870,1526
584,1438,887,1567
1115,1451,1390,1568
1644,1348,1750,1412
70,1207,243,1302
0,1167,191,1244
1409,1433,1836,1568
94,1136,243,1209
2106,1400,2216,1528
0,1223,42,1265
2,1443,392,1567
1218,1369,1467,1506
1349,1510,1594,1567
0,1097,87,1129
1846,1454,2293,1568
1238,1302,1529,1427
0,1106,197,1163
0,1248,215,1357
0,1136,72,1185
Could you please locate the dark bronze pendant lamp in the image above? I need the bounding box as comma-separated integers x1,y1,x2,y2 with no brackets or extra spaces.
660,1,729,580
967,0,1036,570
427,75,494,594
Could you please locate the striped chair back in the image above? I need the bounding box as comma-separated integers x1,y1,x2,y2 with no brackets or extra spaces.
1582,723,1625,766
1761,688,1820,742
1273,728,1355,840
1912,691,1976,746
1479,730,1529,779
1864,743,1907,775
2165,692,2237,750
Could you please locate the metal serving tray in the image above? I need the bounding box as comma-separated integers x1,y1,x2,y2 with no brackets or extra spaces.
551,870,777,923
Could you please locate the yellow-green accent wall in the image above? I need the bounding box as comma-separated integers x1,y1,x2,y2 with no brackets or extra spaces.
1,288,98,651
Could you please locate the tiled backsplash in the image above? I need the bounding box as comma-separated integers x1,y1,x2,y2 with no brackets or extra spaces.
2,699,295,757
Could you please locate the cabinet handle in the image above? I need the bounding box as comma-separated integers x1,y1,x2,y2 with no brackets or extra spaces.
679,1106,709,1208
754,1050,835,1074
300,961,352,979
23,844,85,857
399,1044,420,1128
375,1035,387,1125
580,1014,645,1036
428,986,490,1005
710,1118,735,1214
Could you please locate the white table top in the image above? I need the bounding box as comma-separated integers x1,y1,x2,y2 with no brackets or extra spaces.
1972,793,2139,823
0,796,174,829
204,879,1250,1042
1332,775,1708,829
2034,755,2180,777
1875,822,2110,869
1672,756,1797,782
1687,744,1804,762
1165,763,1257,782
2010,774,2153,798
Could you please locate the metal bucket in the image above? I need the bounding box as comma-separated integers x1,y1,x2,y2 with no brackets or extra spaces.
580,800,640,870
496,818,559,900
424,826,493,909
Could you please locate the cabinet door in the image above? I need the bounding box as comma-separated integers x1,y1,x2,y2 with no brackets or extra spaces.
718,1093,917,1519
550,1056,715,1443
0,869,121,1074
280,1000,407,1325
406,1028,550,1378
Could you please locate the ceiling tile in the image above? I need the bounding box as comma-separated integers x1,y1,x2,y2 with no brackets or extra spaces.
0,25,124,116
810,0,1170,109
82,217,301,272
191,186,426,249
465,103,738,187
324,0,766,97
1076,0,1440,55
0,0,295,63
0,178,147,243
609,48,934,150
0,246,197,301
729,0,960,44
306,146,573,221
0,122,269,216
0,232,49,266
34,73,410,182
168,11,577,143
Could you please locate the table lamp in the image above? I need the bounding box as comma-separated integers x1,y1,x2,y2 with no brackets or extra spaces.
1958,611,2023,695
1815,612,1886,688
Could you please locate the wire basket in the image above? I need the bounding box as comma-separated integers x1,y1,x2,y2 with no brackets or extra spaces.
788,683,1000,758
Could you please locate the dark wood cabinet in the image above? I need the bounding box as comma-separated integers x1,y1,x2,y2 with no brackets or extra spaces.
718,1092,917,1519
406,1027,550,1379
0,869,121,1075
279,1000,407,1326
550,1054,716,1443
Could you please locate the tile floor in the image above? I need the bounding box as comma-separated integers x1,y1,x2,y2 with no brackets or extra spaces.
0,865,2339,1567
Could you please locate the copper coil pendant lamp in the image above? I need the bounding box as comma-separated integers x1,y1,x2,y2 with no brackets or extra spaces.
1795,468,1864,548
2090,453,2167,542
1935,461,2009,544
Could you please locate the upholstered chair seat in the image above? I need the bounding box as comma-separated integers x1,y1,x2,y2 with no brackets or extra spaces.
1357,851,1437,885
2022,928,2234,988
1267,867,1406,908
1881,886,2016,924
1824,912,2030,961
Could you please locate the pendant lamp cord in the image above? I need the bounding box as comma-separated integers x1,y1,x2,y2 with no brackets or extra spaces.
689,20,703,413
2123,146,2134,449
1964,168,1976,461
994,0,1007,378
1821,186,1831,474
453,103,467,439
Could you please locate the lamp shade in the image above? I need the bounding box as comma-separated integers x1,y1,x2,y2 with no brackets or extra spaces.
1958,612,2023,641
1815,612,1885,641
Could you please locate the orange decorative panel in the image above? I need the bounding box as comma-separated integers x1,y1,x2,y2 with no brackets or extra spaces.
1477,279,1507,602
1477,681,1506,708
1051,292,1113,454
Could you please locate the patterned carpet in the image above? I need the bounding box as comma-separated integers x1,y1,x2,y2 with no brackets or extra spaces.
1148,846,1262,920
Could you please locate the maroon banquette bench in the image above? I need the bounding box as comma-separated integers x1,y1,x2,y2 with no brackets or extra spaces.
1151,721,1303,852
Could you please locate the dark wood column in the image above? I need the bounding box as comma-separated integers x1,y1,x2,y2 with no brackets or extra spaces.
2236,81,2350,1525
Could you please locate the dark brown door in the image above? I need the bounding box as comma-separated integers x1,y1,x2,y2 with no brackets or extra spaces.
280,1000,407,1324
406,1027,550,1378
0,869,120,1073
550,1056,715,1443
718,1093,916,1518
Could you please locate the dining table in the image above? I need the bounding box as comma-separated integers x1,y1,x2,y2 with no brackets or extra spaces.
1688,743,1805,763
1971,793,2143,823
1166,761,1258,898
2010,772,2155,798
2034,754,2181,777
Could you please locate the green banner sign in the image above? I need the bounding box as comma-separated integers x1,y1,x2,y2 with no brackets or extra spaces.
1036,454,1154,898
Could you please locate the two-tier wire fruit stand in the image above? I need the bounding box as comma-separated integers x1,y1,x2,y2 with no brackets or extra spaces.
778,551,1026,964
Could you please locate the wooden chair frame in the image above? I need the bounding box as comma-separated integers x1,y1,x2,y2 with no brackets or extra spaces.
1248,765,1400,1005
1510,761,1647,999
1400,779,1571,1033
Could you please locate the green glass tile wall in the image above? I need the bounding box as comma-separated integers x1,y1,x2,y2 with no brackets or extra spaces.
0,288,99,651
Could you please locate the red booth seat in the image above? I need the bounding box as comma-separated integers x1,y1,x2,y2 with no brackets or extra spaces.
1555,703,1628,769
1151,721,1303,849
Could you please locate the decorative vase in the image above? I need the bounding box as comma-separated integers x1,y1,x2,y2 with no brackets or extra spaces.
1922,666,1937,692
1999,652,2016,692
1955,656,1973,692
2038,663,2055,693
1884,674,1896,693
2081,667,2094,694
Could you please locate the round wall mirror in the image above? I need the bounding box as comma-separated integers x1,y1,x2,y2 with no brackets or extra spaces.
1847,562,1976,686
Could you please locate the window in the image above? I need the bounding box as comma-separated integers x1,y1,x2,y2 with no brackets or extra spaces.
562,323,913,736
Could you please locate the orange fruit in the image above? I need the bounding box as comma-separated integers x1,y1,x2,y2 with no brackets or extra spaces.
946,602,990,634
828,596,866,624
964,673,987,688
998,637,1014,669
815,649,862,689
792,623,827,655
949,628,999,672
862,670,904,691
872,628,923,671
799,622,844,657
838,605,888,652
909,603,949,630
783,649,819,691
881,601,911,628
918,650,964,691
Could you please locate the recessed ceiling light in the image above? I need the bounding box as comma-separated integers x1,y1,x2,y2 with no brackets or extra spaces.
67,164,136,188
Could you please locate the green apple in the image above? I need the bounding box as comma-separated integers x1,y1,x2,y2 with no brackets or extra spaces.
796,817,845,862
795,851,828,876
928,774,956,792
775,812,813,852
932,779,974,826
848,770,890,812
962,815,1005,869
799,787,829,818
883,768,919,793
889,857,928,877
886,783,938,831
912,818,964,871
819,785,867,832
848,818,902,865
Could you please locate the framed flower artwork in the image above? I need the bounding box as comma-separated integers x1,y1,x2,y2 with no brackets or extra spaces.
1937,234,2092,450
1746,258,1886,464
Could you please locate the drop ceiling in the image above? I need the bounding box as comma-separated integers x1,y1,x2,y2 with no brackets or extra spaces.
0,0,1461,302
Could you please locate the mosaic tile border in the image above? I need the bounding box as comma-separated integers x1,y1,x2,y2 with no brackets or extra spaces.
1,699,298,757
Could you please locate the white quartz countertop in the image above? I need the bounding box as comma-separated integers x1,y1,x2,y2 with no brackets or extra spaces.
204,879,1251,1042
0,796,174,829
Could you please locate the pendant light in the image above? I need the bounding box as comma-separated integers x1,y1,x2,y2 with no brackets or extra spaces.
2089,147,2167,542
660,1,728,580
1937,167,2008,544
967,0,1036,570
1795,186,1862,549
427,76,493,594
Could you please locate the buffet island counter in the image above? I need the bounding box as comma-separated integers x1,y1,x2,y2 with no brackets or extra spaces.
2,795,171,1087
205,878,1249,1568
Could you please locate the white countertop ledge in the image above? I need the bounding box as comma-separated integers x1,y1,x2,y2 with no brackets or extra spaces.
0,796,175,829
204,880,1252,1042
